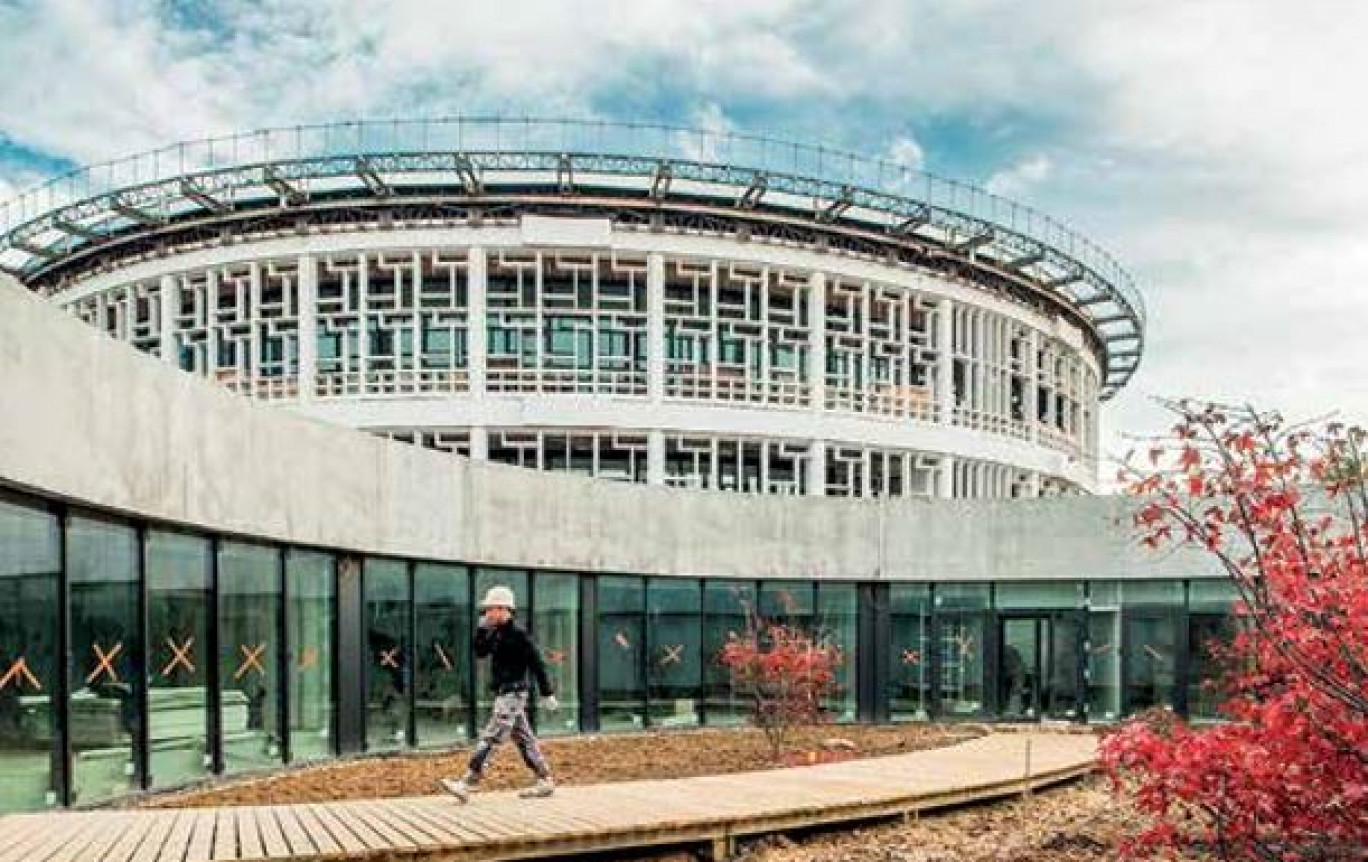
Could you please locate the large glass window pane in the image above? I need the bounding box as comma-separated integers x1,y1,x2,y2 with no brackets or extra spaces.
68,516,140,805
0,497,60,812
816,584,857,723
364,559,411,751
531,573,579,736
414,563,469,748
758,581,815,629
146,531,210,788
647,578,701,728
473,569,529,723
935,584,989,717
1187,580,1239,721
218,542,282,773
1086,583,1122,722
287,550,334,762
890,584,931,722
1123,613,1180,714
702,580,755,725
995,582,1085,610
597,576,645,731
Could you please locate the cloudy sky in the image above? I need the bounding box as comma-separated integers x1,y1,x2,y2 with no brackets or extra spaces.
1,0,1363,471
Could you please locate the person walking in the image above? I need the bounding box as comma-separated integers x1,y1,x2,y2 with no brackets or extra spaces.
441,585,558,802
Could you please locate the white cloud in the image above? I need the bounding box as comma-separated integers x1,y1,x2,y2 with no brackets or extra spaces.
885,136,925,172
985,154,1051,198
3,0,1368,470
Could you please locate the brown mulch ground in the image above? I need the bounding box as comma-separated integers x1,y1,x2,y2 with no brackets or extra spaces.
716,775,1206,862
137,723,987,809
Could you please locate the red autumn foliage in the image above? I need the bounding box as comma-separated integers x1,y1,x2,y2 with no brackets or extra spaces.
718,610,842,761
1102,400,1368,861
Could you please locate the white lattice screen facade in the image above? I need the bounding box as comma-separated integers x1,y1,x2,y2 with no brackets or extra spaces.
60,235,1101,499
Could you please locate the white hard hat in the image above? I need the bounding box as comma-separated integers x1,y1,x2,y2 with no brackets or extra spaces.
480,585,517,610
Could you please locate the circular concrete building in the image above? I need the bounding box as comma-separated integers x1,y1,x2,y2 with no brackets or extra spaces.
0,119,1143,498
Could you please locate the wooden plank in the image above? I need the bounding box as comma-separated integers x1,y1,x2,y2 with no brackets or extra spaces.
30,813,112,862
183,810,217,862
396,801,498,846
387,800,480,847
345,803,416,851
365,802,447,847
99,812,173,862
0,815,53,857
5,812,107,862
289,806,338,858
125,811,180,862
64,814,138,862
305,805,367,855
230,811,262,862
149,809,197,862
322,805,387,852
269,807,316,858
211,810,237,862
250,809,289,860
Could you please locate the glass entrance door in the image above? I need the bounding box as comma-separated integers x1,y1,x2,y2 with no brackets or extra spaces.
998,614,1083,721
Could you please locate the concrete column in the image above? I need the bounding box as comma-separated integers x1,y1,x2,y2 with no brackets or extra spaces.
468,246,488,398
158,275,176,364
808,270,826,412
936,456,955,499
1025,328,1040,443
469,426,489,461
647,429,666,486
248,262,262,386
936,298,954,425
807,439,827,497
647,253,665,404
298,254,318,401
1027,470,1042,499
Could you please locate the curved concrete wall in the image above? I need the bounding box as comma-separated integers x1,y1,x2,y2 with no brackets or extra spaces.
0,275,1216,582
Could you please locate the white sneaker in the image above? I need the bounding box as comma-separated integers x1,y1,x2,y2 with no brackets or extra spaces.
440,778,471,803
518,778,555,799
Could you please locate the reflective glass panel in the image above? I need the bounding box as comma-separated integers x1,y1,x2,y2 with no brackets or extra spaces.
146,531,210,788
414,563,469,747
597,576,645,731
364,559,410,751
68,516,140,805
531,573,579,736
0,497,60,812
702,580,755,725
287,550,334,761
218,542,282,772
646,578,701,728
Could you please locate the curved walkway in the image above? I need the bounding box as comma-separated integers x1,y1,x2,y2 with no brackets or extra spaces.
0,732,1096,862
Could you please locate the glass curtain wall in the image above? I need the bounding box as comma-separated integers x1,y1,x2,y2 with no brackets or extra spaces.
889,584,931,721
218,542,282,773
816,584,858,722
597,575,646,730
286,550,334,762
1120,581,1184,715
934,584,990,717
364,559,411,751
145,531,211,788
531,573,579,736
67,516,140,805
0,497,60,811
414,563,469,747
702,580,755,725
1187,579,1240,720
646,578,702,728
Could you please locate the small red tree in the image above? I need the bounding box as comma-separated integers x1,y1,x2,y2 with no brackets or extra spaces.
718,610,841,761
1102,400,1368,861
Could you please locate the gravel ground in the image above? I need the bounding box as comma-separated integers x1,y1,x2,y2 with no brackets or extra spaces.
715,775,1203,862
138,723,985,809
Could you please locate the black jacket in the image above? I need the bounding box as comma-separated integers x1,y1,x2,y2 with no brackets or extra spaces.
474,621,554,696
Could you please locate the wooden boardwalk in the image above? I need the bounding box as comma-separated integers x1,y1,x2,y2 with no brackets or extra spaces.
0,732,1096,862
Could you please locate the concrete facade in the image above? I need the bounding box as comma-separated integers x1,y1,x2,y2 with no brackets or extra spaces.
0,274,1217,582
